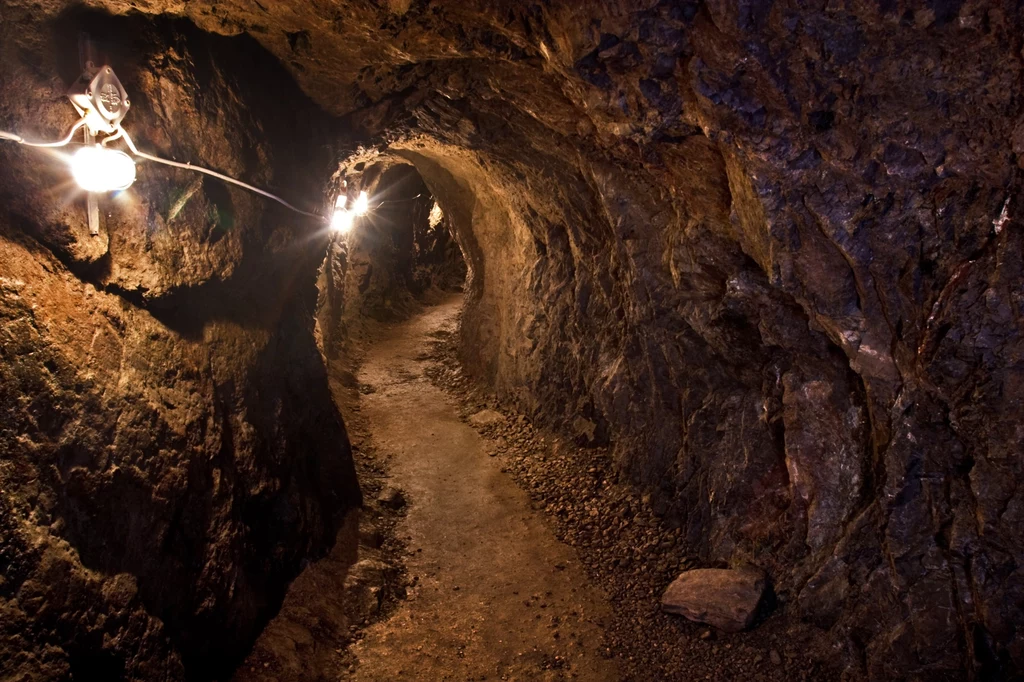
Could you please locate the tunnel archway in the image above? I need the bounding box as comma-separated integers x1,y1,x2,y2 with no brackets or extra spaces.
315,156,469,365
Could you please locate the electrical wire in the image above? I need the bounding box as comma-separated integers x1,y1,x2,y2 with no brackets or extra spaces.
0,118,87,147
374,193,424,207
1,119,332,223
120,129,325,220
101,128,124,147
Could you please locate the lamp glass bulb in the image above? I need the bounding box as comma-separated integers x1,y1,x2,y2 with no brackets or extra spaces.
353,191,369,216
71,146,136,192
331,208,354,233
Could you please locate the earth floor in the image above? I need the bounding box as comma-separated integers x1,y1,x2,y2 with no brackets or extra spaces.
234,294,838,682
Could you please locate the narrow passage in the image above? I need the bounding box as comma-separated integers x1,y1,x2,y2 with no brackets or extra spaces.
349,296,619,682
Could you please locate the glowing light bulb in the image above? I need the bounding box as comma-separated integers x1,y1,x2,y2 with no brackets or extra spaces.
353,191,369,216
331,208,354,233
70,145,136,192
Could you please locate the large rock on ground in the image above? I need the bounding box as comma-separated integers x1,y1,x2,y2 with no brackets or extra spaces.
468,409,505,427
661,568,766,633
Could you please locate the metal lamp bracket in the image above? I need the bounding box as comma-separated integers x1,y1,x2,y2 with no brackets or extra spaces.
68,64,131,236
0,47,324,235
69,65,130,135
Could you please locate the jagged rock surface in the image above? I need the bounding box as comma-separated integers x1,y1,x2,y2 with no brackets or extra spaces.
0,9,358,681
1,1,1023,680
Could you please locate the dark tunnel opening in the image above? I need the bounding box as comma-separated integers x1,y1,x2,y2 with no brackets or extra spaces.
375,165,467,297
353,162,467,317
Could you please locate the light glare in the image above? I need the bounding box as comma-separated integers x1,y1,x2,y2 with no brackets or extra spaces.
70,146,136,192
353,191,369,216
331,208,354,233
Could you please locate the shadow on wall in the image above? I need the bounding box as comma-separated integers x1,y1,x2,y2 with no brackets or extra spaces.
0,8,359,682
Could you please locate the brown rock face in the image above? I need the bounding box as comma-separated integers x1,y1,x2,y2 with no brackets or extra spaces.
1,1,1023,680
662,567,766,632
0,9,358,681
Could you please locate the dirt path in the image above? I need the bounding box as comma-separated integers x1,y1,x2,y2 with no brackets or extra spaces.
236,294,833,682
349,296,619,682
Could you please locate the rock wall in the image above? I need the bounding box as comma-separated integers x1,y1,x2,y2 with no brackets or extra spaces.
2,1,1022,680
343,4,1024,678
0,8,358,680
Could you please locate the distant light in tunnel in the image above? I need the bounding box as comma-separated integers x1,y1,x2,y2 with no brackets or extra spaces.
329,191,372,233
331,210,354,233
331,194,355,233
353,191,369,216
69,145,136,192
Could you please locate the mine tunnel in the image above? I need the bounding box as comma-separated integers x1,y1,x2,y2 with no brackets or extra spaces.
0,3,1022,682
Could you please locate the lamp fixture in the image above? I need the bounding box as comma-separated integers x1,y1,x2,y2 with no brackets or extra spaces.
353,190,369,216
331,195,354,233
0,63,373,237
329,190,371,234
70,145,136,193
